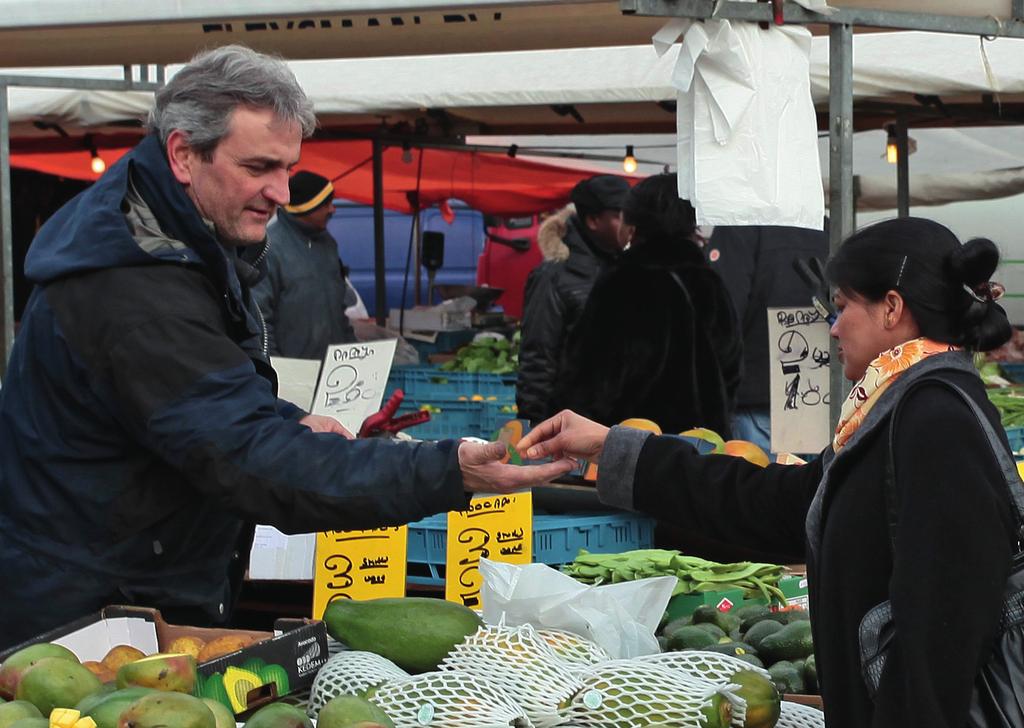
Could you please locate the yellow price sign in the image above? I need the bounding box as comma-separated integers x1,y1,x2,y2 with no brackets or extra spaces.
445,492,532,609
312,526,408,619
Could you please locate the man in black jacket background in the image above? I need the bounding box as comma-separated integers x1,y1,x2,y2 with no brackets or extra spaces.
252,171,357,359
516,175,629,424
706,224,828,452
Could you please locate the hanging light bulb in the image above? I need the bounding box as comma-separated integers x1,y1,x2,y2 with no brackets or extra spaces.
884,124,898,165
90,151,106,175
402,140,413,164
622,145,638,174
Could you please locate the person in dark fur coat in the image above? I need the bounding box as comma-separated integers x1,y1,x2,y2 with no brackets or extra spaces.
552,173,742,438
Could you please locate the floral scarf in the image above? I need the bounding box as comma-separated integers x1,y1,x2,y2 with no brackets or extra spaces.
833,338,960,451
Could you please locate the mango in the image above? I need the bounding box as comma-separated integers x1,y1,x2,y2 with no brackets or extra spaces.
680,427,726,454
0,645,79,699
618,418,662,434
317,696,394,728
8,719,48,728
166,637,205,662
76,688,154,728
323,597,482,674
0,701,43,728
116,692,214,728
14,659,101,717
115,654,195,694
241,703,312,728
79,664,114,685
200,699,235,728
98,648,144,676
196,636,253,664
721,440,770,467
728,669,781,728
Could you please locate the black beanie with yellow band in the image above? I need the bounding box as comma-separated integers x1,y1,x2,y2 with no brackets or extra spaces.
285,171,334,215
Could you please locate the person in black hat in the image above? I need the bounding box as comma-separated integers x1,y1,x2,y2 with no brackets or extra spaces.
517,174,630,424
252,170,359,359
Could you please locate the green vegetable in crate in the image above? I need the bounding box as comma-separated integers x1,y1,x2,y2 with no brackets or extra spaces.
803,655,818,693
692,605,742,635
757,620,814,664
666,626,718,651
563,549,787,603
742,620,784,652
767,661,805,695
323,597,482,673
439,336,518,374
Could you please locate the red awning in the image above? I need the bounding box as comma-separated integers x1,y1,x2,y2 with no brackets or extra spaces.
11,136,634,216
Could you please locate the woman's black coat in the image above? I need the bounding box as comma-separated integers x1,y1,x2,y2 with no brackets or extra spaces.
617,366,1015,727
552,236,742,437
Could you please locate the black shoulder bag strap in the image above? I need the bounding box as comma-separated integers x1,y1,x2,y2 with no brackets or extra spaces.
885,377,1024,554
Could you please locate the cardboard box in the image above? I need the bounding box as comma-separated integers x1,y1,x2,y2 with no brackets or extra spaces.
664,574,809,621
0,605,328,716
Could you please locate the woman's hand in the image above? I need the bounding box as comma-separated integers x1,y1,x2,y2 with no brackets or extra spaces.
299,414,355,438
458,440,575,494
517,410,610,462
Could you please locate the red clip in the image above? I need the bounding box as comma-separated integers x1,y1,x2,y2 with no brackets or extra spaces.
757,0,784,28
358,389,432,438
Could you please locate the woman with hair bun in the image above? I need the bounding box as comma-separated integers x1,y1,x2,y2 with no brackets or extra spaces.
520,217,1017,728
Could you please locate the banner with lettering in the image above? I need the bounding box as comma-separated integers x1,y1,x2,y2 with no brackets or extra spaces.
445,492,532,609
312,526,408,619
767,306,832,454
311,339,398,435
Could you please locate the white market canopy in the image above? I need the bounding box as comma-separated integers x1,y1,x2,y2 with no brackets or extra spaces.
4,30,1024,140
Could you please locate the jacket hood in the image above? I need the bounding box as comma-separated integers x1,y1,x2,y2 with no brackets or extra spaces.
537,204,575,262
25,134,228,286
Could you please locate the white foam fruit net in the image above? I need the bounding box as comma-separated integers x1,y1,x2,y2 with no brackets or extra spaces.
535,629,611,670
440,623,583,728
776,700,826,728
638,650,773,682
370,669,532,727
307,650,409,718
568,659,742,728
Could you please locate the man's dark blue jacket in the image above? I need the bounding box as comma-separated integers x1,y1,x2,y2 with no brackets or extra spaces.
0,135,466,648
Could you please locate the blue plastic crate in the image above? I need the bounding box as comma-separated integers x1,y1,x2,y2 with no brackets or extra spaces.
397,398,488,440
1006,426,1024,461
387,366,516,402
1001,363,1024,384
405,512,657,587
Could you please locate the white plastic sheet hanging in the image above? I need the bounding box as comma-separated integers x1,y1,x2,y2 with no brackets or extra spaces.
654,6,825,230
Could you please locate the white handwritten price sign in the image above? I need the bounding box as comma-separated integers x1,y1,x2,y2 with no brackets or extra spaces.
444,492,533,609
311,340,398,435
312,526,408,619
767,306,832,454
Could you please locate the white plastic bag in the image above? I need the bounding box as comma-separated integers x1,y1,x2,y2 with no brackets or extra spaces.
655,10,824,229
479,559,676,659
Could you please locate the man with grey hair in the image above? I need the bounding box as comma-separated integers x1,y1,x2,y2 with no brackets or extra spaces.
0,45,572,648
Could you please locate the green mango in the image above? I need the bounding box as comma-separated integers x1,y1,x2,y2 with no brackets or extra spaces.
116,691,215,728
0,644,79,699
0,701,43,728
77,687,155,728
323,598,482,673
318,696,395,728
201,698,237,728
15,658,101,716
242,702,312,728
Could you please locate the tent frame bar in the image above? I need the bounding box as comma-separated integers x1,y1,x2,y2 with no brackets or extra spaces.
0,68,163,374
622,1,1024,39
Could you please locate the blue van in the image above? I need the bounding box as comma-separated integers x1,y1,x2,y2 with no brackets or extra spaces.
328,200,486,317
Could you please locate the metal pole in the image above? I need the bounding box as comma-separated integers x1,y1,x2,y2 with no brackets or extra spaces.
372,136,387,327
0,85,11,375
896,116,910,217
829,23,854,429
413,208,422,306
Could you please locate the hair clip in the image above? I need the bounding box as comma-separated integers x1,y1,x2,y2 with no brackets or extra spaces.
895,255,908,287
964,281,1005,303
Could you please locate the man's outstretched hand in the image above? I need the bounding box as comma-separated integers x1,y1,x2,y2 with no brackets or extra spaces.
458,440,574,494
